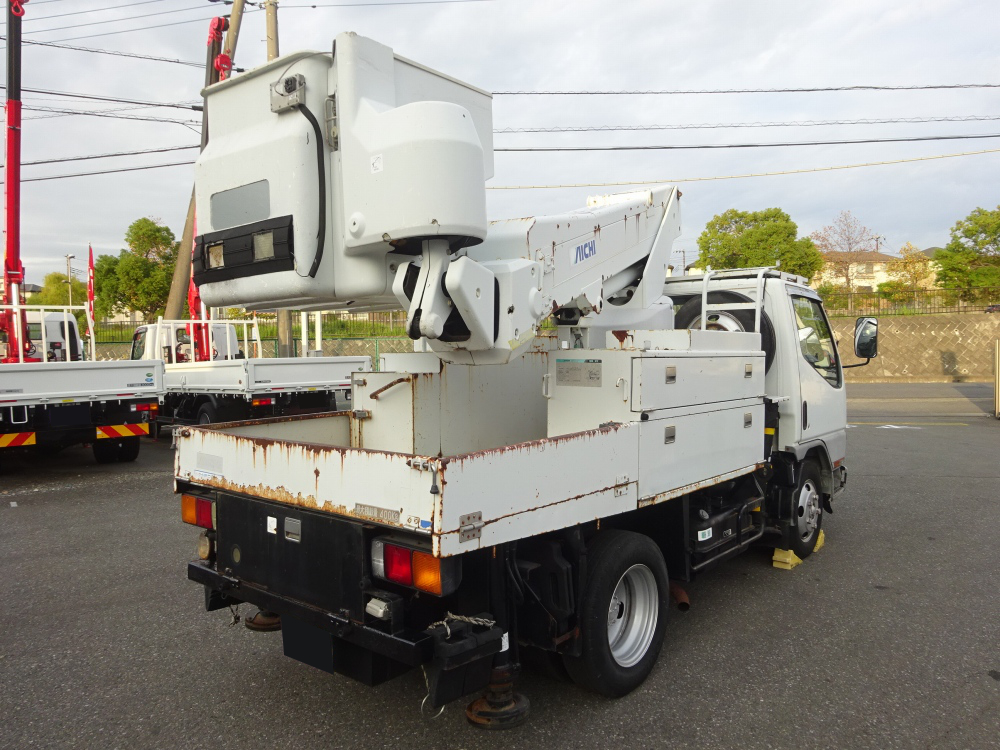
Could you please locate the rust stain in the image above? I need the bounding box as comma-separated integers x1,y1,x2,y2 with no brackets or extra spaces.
611,330,629,346
637,463,763,508
439,421,625,467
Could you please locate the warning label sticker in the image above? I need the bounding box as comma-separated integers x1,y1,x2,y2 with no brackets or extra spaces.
555,359,602,387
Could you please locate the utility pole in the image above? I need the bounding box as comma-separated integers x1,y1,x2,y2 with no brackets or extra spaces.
164,1,247,321
266,0,294,358
65,254,75,306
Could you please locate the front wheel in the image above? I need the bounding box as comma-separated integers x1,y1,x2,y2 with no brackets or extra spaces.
789,461,823,558
563,530,669,697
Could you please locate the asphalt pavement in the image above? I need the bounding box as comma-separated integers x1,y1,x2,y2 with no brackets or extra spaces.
1,385,998,749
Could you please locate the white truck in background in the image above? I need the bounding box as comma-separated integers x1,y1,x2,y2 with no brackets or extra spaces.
130,318,369,426
174,33,880,728
1,304,164,467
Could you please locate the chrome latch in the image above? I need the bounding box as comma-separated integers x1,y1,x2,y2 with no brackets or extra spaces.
459,511,484,542
744,412,753,428
664,366,676,384
745,363,753,378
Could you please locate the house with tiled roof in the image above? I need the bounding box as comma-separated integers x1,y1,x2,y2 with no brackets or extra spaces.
811,250,898,292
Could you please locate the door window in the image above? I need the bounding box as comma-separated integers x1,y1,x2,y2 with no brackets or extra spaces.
791,296,841,387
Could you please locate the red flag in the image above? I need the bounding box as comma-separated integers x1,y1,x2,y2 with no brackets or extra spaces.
86,244,95,326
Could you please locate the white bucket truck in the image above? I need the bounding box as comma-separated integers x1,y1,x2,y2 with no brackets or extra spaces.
174,33,879,727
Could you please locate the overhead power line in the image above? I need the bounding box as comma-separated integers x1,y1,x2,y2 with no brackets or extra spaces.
18,144,198,166
23,0,185,24
0,84,200,111
2,160,196,184
2,36,206,69
493,84,1000,96
23,4,225,36
22,105,199,127
49,11,262,44
282,0,494,6
10,144,1000,188
495,132,1000,152
495,114,1000,134
485,147,1000,190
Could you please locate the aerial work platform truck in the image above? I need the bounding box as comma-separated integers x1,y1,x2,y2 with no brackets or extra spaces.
174,33,879,727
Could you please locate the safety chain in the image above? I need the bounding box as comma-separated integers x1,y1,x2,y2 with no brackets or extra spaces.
228,603,241,626
425,611,496,639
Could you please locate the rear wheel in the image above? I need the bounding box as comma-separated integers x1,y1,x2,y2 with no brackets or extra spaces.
563,530,669,697
92,440,118,464
117,436,141,462
789,461,823,558
197,404,217,425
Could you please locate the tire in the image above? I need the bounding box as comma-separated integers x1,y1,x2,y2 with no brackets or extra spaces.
92,440,119,464
789,461,823,559
117,436,141,462
563,530,669,697
674,291,776,372
197,403,218,425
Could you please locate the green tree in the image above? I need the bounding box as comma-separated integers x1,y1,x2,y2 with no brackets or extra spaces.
94,218,179,322
887,242,933,289
934,205,1000,301
697,208,823,280
32,272,88,328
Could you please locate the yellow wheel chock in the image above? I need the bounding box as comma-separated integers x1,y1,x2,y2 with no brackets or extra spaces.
772,530,825,570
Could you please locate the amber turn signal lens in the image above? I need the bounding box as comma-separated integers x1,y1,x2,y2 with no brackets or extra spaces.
181,494,198,525
412,550,442,595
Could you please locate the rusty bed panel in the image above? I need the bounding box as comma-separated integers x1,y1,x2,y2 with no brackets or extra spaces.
175,413,441,535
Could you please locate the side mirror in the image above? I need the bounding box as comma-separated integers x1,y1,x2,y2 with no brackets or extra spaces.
854,317,878,359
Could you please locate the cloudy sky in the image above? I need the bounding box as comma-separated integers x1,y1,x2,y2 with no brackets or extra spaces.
5,0,1000,284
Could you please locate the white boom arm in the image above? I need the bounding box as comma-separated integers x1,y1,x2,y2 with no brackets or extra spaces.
193,32,680,364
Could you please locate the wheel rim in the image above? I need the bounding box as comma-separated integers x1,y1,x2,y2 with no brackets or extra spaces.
606,564,659,668
198,413,211,425
690,312,746,332
796,479,821,542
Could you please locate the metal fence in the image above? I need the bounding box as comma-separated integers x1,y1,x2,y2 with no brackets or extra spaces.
819,287,1000,318
94,311,408,343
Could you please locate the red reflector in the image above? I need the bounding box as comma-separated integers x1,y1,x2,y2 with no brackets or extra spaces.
133,402,151,411
384,544,412,586
195,498,214,529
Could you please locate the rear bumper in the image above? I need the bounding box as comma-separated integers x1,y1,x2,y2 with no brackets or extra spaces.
188,561,434,666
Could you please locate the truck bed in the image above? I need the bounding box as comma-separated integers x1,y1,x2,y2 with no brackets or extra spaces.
175,394,766,557
0,360,164,407
162,356,370,396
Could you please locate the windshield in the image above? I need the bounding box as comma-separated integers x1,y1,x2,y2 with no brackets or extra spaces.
130,329,147,360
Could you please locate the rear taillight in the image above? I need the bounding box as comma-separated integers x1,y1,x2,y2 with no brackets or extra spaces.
252,397,274,407
371,538,460,596
130,402,158,412
181,494,215,529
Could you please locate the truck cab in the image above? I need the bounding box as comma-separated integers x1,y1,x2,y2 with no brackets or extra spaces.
25,311,84,362
130,321,244,363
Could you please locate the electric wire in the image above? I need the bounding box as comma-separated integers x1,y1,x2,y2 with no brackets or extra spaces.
23,4,230,36
484,146,1000,190
494,114,1000,134
493,84,1000,95
22,0,193,24
21,144,197,166
49,11,262,43
4,36,206,68
281,0,494,6
8,145,1000,187
0,84,200,111
21,106,200,127
494,132,1000,152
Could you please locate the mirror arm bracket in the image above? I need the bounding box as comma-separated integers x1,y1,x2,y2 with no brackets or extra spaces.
843,358,872,369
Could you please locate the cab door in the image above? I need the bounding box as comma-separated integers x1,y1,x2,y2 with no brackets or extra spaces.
788,293,846,462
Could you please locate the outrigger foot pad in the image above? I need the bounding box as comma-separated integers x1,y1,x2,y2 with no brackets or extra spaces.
465,664,530,729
